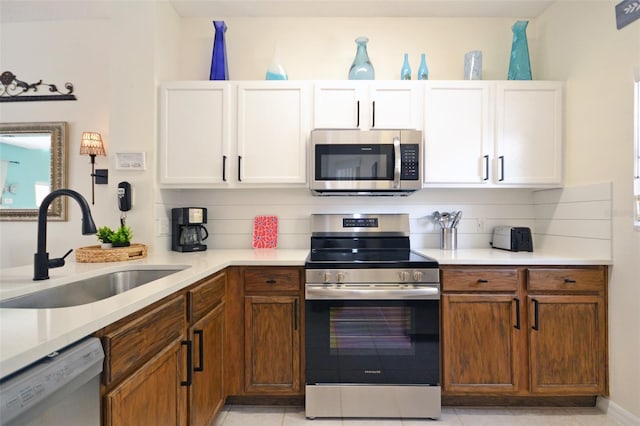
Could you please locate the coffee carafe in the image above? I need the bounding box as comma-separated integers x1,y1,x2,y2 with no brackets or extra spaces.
172,207,208,252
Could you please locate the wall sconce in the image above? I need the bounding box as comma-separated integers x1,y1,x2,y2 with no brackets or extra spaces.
79,132,107,204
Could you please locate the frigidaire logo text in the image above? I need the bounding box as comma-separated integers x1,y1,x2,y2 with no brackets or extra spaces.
364,370,381,374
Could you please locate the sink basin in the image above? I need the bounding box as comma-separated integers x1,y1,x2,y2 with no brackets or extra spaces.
0,267,188,309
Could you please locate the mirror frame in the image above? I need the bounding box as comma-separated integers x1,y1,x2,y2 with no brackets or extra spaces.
0,121,67,221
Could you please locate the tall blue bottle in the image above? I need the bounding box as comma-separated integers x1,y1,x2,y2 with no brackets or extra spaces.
210,21,228,80
417,53,429,80
508,20,532,80
400,53,411,80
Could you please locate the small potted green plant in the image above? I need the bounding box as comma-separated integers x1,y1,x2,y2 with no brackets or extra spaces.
111,225,133,247
97,226,115,249
96,225,133,248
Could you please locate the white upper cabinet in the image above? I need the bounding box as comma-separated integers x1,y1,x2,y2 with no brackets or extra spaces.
159,81,231,187
314,81,421,130
236,82,311,185
423,80,564,188
423,82,491,184
495,81,563,186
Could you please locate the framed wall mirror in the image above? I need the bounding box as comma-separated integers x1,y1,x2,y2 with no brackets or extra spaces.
0,122,67,221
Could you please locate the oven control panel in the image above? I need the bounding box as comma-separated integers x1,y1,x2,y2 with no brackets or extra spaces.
306,268,440,285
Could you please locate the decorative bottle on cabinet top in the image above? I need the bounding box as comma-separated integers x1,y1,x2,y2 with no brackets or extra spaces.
348,37,375,80
265,43,288,80
400,53,411,80
417,53,429,80
210,21,228,80
508,20,532,80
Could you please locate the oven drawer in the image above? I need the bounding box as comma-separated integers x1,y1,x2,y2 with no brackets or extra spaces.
244,267,301,293
442,269,518,292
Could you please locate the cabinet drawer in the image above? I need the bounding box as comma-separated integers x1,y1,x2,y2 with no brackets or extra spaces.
442,269,518,292
527,268,605,292
244,268,301,293
188,272,225,323
102,296,185,385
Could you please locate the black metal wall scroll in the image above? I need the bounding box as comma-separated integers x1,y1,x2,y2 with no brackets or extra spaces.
0,71,77,102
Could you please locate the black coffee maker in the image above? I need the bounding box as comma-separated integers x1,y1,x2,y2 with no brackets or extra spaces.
171,207,209,252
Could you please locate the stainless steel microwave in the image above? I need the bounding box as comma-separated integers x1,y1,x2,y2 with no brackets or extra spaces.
310,129,422,195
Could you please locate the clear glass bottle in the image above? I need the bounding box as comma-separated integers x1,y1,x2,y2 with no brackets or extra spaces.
417,53,429,80
401,53,411,80
348,37,375,80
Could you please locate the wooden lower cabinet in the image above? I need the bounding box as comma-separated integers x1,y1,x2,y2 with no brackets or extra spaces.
104,340,187,426
225,266,304,399
442,294,522,393
186,271,226,425
244,295,300,393
189,302,225,425
441,265,608,400
528,294,606,394
99,271,227,426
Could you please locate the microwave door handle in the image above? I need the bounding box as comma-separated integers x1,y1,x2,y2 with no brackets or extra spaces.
393,137,401,189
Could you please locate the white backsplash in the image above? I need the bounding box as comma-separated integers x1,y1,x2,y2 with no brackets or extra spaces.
533,182,612,259
155,183,611,258
155,187,538,251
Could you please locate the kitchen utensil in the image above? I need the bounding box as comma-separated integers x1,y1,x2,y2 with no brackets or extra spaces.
451,210,462,228
441,212,450,228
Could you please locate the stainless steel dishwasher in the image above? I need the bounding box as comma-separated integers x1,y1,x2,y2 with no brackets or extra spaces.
0,337,104,426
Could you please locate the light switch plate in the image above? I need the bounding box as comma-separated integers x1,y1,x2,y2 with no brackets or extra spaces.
116,152,146,170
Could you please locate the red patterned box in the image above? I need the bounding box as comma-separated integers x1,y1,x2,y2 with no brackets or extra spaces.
252,215,278,248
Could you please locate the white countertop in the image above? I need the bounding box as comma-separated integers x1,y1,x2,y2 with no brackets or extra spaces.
0,248,610,378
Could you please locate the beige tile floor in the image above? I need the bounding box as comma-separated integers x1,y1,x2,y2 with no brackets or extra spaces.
214,405,622,425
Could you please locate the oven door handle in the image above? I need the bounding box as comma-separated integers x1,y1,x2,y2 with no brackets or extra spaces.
305,285,440,300
393,136,401,189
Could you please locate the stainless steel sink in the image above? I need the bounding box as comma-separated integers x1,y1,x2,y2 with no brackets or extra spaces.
0,267,188,309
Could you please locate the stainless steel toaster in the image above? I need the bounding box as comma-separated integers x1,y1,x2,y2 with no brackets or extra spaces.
491,226,533,252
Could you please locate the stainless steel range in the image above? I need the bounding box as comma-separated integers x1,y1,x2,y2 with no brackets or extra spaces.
304,214,441,419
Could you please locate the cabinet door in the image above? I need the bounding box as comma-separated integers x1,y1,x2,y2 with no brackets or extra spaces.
313,81,420,130
495,82,563,185
237,82,310,185
528,295,606,394
189,302,224,426
442,294,523,393
314,82,364,129
244,295,301,394
423,82,491,184
369,81,421,130
159,82,231,186
105,340,187,426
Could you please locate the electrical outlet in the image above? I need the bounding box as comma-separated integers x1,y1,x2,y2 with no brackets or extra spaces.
476,218,485,233
157,218,170,236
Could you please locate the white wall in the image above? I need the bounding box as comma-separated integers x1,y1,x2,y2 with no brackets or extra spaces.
537,2,640,420
0,17,113,267
177,16,532,81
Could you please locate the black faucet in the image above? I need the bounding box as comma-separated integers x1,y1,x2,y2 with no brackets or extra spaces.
34,189,97,280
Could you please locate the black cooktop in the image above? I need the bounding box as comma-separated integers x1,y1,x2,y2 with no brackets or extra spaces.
305,236,438,269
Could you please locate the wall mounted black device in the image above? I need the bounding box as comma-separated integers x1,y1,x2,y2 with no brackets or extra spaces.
117,182,132,212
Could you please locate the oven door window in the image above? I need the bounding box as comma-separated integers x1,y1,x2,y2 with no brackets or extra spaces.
315,144,394,181
306,299,439,385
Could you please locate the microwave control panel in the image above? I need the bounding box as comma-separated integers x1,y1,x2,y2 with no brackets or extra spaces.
400,144,420,180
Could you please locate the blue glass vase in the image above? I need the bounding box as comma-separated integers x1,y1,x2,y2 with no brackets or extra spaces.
400,53,411,80
348,37,375,80
417,53,429,80
508,20,532,80
210,21,228,80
